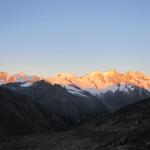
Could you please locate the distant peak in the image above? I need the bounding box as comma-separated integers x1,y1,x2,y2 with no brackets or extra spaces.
102,69,120,76
17,71,27,76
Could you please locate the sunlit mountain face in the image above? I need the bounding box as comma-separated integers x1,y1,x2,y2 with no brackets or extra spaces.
0,71,42,85
1,70,150,90
47,70,150,92
1,70,150,104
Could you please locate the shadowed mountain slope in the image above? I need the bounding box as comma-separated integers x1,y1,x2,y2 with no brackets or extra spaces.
0,82,107,138
4,80,107,123
0,87,52,138
1,97,150,150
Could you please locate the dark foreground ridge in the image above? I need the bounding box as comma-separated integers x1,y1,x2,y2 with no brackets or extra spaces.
0,84,107,137
0,89,150,150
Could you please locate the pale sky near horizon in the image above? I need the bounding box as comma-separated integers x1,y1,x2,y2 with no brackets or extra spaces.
0,0,150,76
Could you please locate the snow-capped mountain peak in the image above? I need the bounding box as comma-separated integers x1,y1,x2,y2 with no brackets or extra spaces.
1,70,150,95
17,71,27,77
1,70,150,111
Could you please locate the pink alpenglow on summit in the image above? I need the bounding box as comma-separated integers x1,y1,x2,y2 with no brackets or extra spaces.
1,70,150,91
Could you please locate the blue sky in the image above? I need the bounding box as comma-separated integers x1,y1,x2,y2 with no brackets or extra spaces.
0,0,150,76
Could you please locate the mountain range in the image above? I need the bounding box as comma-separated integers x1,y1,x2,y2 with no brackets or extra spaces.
0,70,150,150
1,70,150,111
1,70,150,90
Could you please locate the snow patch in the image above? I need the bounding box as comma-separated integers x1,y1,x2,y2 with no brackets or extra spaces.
21,82,33,87
65,85,89,97
0,80,5,85
84,88,100,96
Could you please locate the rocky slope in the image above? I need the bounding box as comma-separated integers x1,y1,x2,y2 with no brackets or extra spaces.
99,84,150,111
0,87,52,138
3,79,150,111
3,81,107,123
0,83,107,138
1,97,150,150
